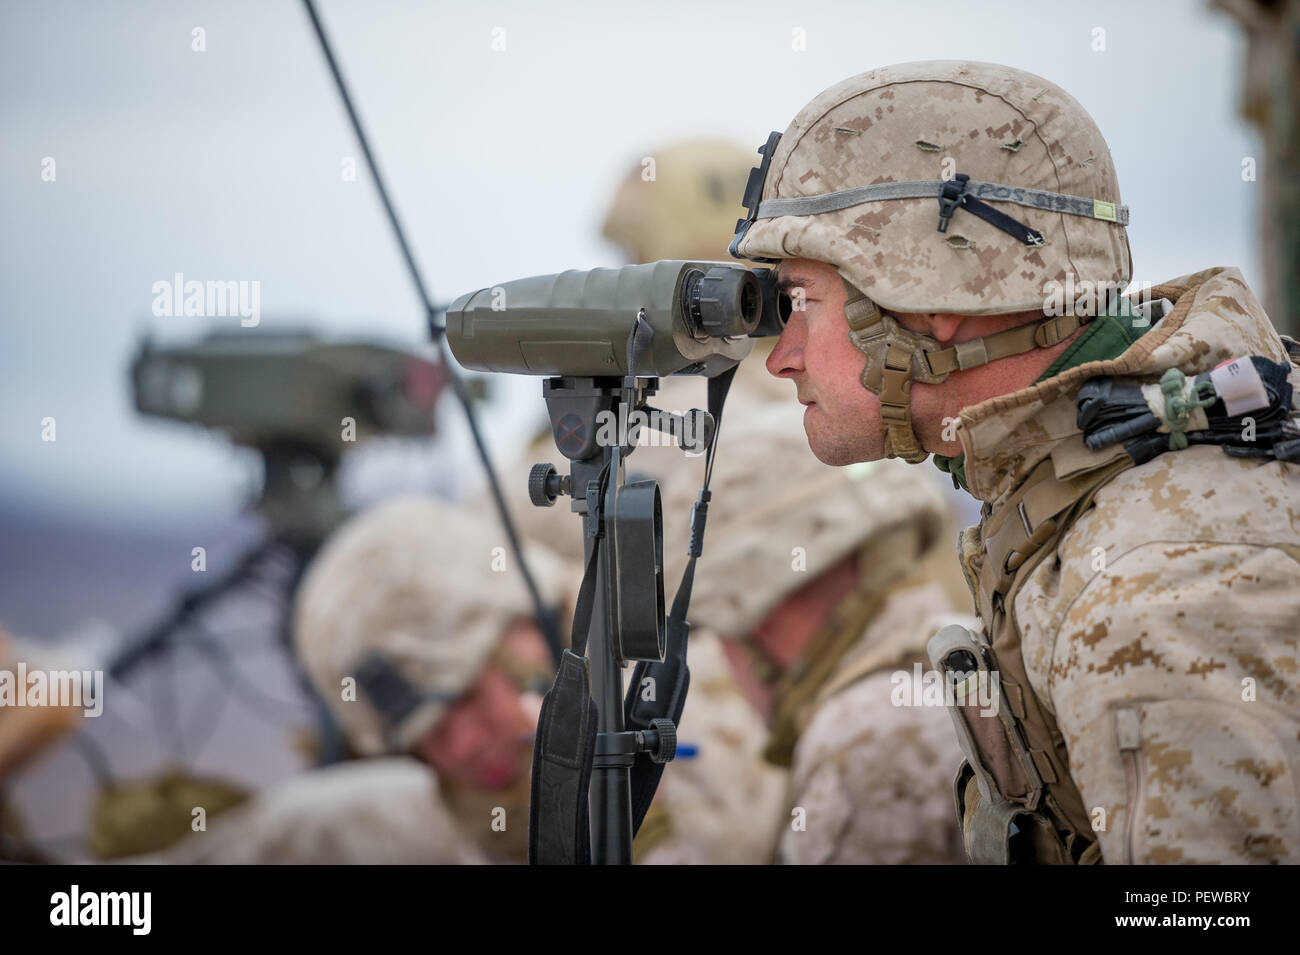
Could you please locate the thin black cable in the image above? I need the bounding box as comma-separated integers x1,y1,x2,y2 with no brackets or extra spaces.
301,0,563,665
301,0,437,332
156,639,187,762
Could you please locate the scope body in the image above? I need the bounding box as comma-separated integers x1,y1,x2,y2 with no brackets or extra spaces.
446,260,783,378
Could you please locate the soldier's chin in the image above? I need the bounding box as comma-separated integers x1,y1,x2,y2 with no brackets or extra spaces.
804,411,881,466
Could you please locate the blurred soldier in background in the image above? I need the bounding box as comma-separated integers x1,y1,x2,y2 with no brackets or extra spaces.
646,402,972,864
79,331,453,861
601,139,790,409
156,496,570,864
509,140,788,561
602,140,761,267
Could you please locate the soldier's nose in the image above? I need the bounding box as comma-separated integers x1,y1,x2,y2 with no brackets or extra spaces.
766,319,805,379
928,314,967,344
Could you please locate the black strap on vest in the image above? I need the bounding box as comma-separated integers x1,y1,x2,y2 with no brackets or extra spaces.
938,174,1045,247
1078,357,1299,465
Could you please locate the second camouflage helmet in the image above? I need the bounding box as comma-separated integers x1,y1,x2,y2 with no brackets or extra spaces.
293,495,569,756
603,139,760,264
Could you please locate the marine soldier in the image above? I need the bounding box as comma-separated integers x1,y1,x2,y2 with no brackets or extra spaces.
731,60,1300,863
161,495,570,864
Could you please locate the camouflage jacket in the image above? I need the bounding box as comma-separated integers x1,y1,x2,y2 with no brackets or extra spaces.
955,267,1300,863
777,582,970,864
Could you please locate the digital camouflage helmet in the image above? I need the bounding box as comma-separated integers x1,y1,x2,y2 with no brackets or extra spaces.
731,60,1133,462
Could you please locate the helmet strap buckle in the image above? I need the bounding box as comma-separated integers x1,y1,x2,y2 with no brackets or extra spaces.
937,174,970,233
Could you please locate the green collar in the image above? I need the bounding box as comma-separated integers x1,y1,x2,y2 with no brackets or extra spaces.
932,451,968,490
932,304,1154,493
1037,302,1153,380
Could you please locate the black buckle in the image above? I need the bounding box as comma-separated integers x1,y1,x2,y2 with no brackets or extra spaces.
937,173,969,233
728,131,783,261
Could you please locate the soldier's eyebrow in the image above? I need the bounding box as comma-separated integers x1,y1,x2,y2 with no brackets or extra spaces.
777,271,819,293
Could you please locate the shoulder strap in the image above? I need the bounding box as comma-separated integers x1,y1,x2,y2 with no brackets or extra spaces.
970,453,1134,861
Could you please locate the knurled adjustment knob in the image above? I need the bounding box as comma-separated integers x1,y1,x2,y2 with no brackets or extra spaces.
529,462,558,507
648,717,677,764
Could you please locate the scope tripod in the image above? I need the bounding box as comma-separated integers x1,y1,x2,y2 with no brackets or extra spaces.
527,359,726,865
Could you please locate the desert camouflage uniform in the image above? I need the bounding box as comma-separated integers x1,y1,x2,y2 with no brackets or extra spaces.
730,60,1299,862
777,587,971,865
954,267,1300,864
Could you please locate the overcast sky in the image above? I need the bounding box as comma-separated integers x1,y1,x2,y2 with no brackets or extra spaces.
0,0,1263,528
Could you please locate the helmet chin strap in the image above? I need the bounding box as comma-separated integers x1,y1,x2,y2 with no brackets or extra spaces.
841,281,930,464
839,278,1093,464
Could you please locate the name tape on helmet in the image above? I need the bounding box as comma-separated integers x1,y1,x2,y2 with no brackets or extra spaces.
753,178,1129,227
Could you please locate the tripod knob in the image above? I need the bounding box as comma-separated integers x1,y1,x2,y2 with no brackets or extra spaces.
529,462,559,507
647,718,677,764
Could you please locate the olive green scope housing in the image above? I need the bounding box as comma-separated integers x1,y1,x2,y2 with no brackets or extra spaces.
132,330,447,462
445,260,786,378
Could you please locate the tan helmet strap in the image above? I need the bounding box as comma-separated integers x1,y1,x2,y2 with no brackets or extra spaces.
840,276,1092,463
843,282,929,463
878,343,929,463
923,313,1090,377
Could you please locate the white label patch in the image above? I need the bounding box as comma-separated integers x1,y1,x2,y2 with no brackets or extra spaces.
1210,357,1269,416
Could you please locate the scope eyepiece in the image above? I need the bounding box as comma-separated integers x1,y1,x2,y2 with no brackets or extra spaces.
681,266,761,340
749,267,791,338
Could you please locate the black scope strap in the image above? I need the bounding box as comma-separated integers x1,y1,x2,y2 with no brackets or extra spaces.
623,364,738,836
528,470,608,865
